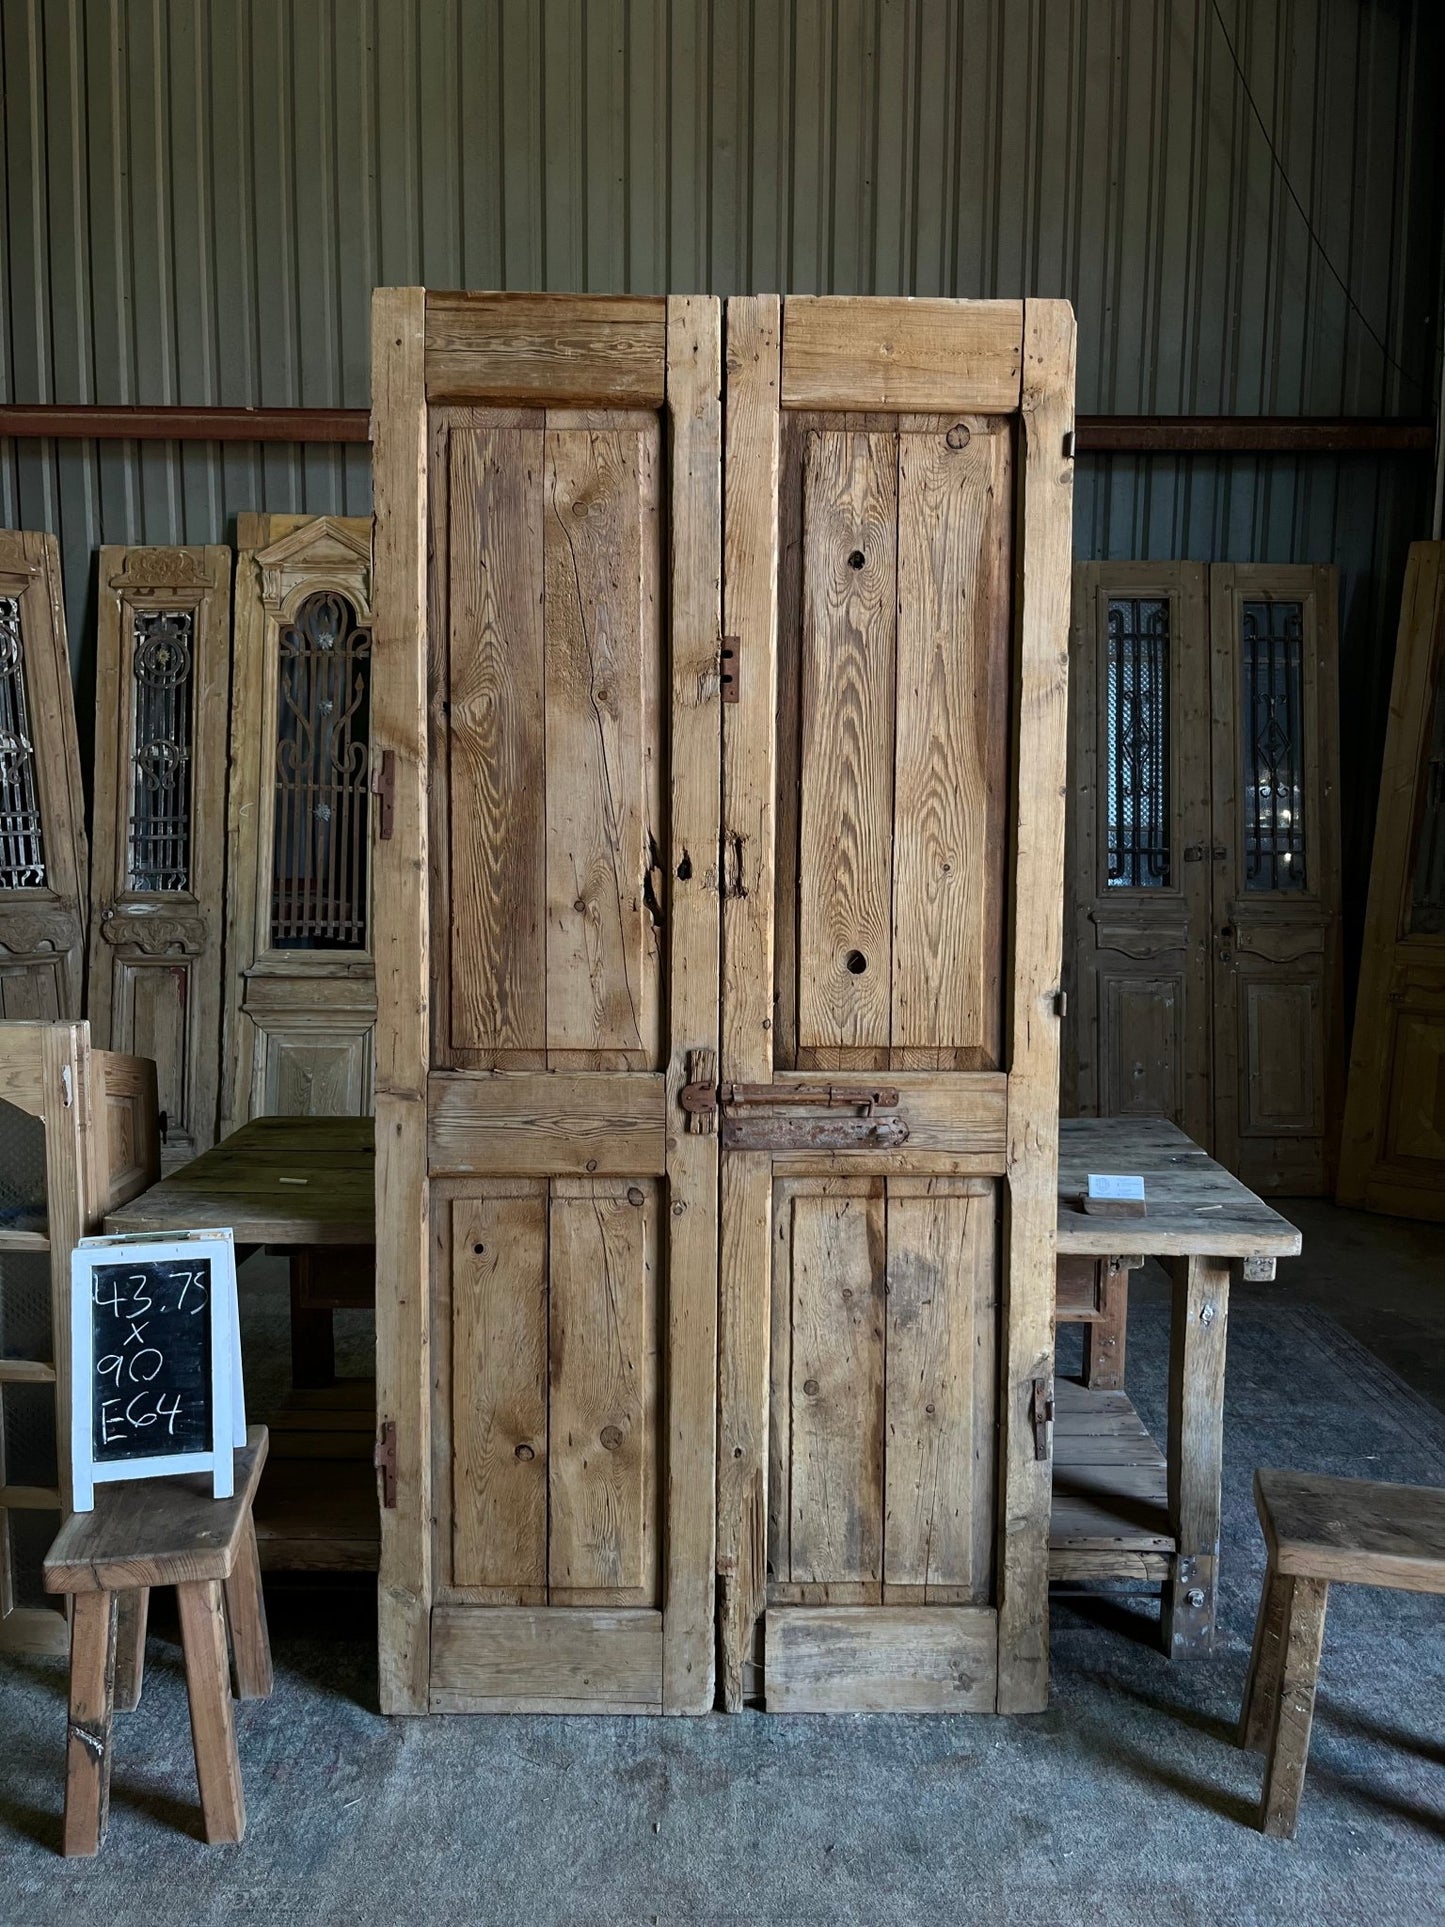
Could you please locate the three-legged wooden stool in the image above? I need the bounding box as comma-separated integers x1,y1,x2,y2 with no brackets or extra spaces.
44,1426,272,1855
1239,1466,1445,1839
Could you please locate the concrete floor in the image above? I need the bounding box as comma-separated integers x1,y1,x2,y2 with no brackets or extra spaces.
3,1201,1444,1925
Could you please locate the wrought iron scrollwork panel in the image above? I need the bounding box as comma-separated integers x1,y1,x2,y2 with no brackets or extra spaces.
127,609,195,893
0,596,48,890
1104,596,1171,889
1241,600,1307,893
272,590,371,950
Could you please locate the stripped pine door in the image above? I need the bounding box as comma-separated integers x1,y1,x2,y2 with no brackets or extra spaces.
1065,564,1212,1143
221,515,376,1135
371,291,721,1714
1338,543,1445,1218
90,547,232,1168
718,298,1074,1714
1209,566,1342,1193
1064,562,1341,1195
0,532,87,1018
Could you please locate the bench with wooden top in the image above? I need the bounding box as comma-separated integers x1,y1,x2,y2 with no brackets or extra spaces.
1053,1117,1302,1658
1239,1466,1445,1839
44,1428,273,1855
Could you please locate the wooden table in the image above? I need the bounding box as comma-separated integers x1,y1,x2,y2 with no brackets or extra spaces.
1053,1116,1302,1658
106,1116,378,1576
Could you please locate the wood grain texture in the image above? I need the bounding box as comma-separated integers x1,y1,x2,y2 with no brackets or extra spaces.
428,1603,663,1713
427,1071,666,1176
1163,1254,1229,1656
765,1604,998,1712
1239,1560,1289,1751
787,1185,885,1589
224,1518,274,1700
425,293,667,405
884,1184,995,1600
62,1589,116,1856
716,297,782,1708
659,295,722,1711
798,431,896,1051
548,1182,657,1603
370,285,432,1714
451,1190,548,1597
448,428,547,1059
996,298,1075,1714
543,420,661,1065
112,1586,148,1711
177,1579,246,1843
1258,1574,1329,1839
781,298,1023,412
893,420,1010,1069
1256,1466,1445,1592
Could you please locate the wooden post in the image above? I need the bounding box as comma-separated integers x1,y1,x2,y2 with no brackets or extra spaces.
1081,1260,1128,1391
1259,1575,1330,1839
1239,1559,1289,1752
1164,1253,1230,1656
177,1580,246,1844
113,1588,149,1712
224,1518,274,1700
63,1591,117,1857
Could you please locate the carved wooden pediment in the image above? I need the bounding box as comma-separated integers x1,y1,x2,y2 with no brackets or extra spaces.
98,909,208,957
255,515,372,617
0,907,82,957
106,547,212,593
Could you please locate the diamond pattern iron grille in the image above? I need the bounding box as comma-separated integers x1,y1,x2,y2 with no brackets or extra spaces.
271,590,372,950
0,596,48,890
1242,600,1307,892
1105,597,1171,889
127,609,196,892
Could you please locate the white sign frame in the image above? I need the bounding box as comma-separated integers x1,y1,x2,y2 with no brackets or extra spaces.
70,1229,246,1512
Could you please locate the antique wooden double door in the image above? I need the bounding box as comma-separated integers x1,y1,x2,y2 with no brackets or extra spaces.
1066,562,1342,1195
371,291,1074,1716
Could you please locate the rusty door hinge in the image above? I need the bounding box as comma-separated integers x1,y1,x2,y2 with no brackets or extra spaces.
681,1048,718,1133
374,1419,398,1507
1030,1377,1054,1461
1053,989,1067,1018
720,638,739,704
372,751,396,840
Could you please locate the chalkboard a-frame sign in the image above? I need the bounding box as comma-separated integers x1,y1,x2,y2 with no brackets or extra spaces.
70,1230,246,1511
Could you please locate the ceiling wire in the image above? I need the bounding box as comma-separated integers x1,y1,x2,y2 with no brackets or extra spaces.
1207,0,1424,402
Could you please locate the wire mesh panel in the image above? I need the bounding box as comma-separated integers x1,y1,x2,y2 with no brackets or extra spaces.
1,1379,57,1488
1104,597,1171,889
127,609,196,892
1242,600,1308,892
271,590,372,950
0,1254,52,1365
0,596,48,890
0,1098,47,1236
5,1509,61,1613
1409,655,1445,935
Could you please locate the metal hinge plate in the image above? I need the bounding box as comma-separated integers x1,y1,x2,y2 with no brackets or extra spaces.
1030,1376,1055,1462
374,1419,398,1508
680,1048,718,1134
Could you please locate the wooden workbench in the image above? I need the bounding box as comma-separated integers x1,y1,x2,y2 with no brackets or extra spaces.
1053,1116,1302,1657
106,1116,378,1576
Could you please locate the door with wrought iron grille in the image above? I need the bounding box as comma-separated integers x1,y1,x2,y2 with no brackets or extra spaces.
1209,565,1342,1194
89,547,231,1168
221,515,376,1135
1065,563,1212,1144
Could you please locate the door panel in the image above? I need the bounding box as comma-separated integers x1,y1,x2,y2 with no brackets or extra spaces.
1210,565,1341,1194
1064,563,1212,1145
718,295,1074,1717
373,291,720,1715
89,546,231,1168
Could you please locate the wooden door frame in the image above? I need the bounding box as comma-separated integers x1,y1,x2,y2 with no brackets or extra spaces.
716,296,1075,1714
1338,542,1445,1214
370,289,722,1715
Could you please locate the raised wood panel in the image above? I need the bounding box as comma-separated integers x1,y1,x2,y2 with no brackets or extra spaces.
1098,970,1186,1121
428,1604,663,1714
1239,976,1321,1136
1382,1007,1445,1165
0,963,63,1021
427,1072,667,1176
424,294,667,406
764,1604,998,1713
781,298,1023,412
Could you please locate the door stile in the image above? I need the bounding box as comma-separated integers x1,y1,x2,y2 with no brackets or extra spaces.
370,287,433,1715
996,299,1075,1713
717,295,782,1710
660,295,724,1713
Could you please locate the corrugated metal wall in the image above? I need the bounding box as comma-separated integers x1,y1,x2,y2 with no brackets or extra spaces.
2,0,1440,953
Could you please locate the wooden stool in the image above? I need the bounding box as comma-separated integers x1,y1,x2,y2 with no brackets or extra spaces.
44,1427,272,1855
1239,1466,1445,1839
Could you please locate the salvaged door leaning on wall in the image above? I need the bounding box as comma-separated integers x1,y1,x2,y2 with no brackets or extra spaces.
718,297,1074,1714
371,291,721,1714
0,532,87,1018
221,514,376,1136
1338,542,1445,1219
89,547,231,1169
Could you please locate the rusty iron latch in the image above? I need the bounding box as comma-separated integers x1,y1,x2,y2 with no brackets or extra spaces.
720,637,740,704
680,1048,718,1134
374,1419,398,1508
372,751,396,840
722,1082,899,1114
1030,1376,1054,1462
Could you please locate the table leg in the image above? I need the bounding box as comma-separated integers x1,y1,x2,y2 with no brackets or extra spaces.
224,1518,274,1700
1082,1260,1129,1391
1239,1558,1288,1750
289,1253,336,1389
63,1591,117,1857
114,1587,149,1712
177,1579,246,1844
1260,1575,1329,1839
1163,1253,1230,1658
